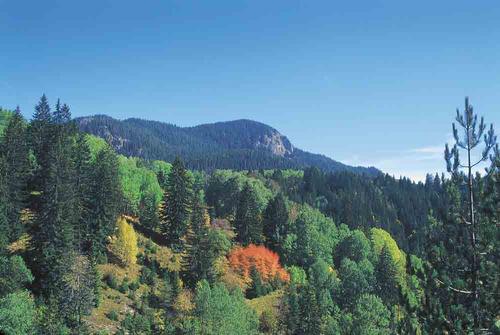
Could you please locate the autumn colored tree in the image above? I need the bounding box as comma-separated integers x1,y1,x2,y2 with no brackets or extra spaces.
110,217,138,267
228,244,289,286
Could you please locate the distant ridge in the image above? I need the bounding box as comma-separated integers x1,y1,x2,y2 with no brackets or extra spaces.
75,115,380,175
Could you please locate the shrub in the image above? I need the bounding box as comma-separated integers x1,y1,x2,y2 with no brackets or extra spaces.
104,273,118,290
107,310,119,321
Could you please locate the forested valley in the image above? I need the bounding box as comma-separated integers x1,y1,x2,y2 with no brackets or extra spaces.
0,95,498,334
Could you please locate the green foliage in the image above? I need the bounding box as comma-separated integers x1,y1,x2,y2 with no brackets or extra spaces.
335,229,371,265
351,294,391,335
287,265,307,285
374,245,399,305
206,169,272,218
283,205,339,267
370,227,407,284
0,256,34,297
118,155,163,214
263,192,289,253
86,146,123,258
337,258,374,309
234,182,263,245
0,290,36,335
193,280,259,335
0,108,13,134
0,108,30,241
160,157,192,250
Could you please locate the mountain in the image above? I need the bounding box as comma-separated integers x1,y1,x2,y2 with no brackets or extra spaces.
75,115,380,175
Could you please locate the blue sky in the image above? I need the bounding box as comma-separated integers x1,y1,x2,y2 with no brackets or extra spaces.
1,1,499,180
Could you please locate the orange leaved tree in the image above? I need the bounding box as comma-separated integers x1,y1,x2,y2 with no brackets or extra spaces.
228,244,289,283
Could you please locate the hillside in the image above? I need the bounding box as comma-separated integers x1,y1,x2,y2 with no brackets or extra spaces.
75,115,380,175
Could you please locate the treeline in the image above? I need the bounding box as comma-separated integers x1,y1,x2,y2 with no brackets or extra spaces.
75,115,379,175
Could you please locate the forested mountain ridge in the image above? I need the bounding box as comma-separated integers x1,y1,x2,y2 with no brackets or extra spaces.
75,115,380,175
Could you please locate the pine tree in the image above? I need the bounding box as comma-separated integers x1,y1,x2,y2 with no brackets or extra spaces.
234,183,262,245
263,192,289,253
159,157,192,251
443,97,497,331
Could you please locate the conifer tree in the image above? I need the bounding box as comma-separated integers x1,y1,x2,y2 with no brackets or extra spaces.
234,183,262,245
29,95,52,193
86,147,122,259
73,133,93,253
59,253,96,332
182,189,210,287
0,107,30,241
263,192,289,253
375,245,399,305
31,100,78,296
160,157,192,250
0,156,9,252
443,97,497,331
138,191,159,231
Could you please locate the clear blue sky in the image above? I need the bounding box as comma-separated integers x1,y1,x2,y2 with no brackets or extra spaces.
1,1,499,180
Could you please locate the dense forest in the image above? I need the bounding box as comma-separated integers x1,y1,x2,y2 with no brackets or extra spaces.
0,96,498,334
75,115,379,175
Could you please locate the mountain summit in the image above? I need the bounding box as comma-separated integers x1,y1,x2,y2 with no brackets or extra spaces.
75,115,379,175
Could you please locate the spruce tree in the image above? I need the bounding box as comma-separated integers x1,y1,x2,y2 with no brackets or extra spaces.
182,189,209,287
0,107,30,241
374,245,399,305
0,156,9,252
159,157,192,251
31,100,78,296
263,192,288,252
234,183,262,245
29,95,52,191
0,107,30,242
73,133,93,253
86,147,122,260
138,191,159,231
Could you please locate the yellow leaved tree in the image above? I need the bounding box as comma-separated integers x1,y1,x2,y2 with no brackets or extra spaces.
110,216,138,267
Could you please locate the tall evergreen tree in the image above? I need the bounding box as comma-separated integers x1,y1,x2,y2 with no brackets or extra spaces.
31,101,78,296
443,97,497,331
234,183,262,245
86,147,122,259
29,95,52,191
138,191,160,231
159,157,192,250
263,192,289,253
0,107,30,241
73,133,93,253
374,245,399,305
0,156,9,252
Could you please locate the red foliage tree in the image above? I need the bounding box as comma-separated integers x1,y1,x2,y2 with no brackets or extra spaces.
228,244,289,283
